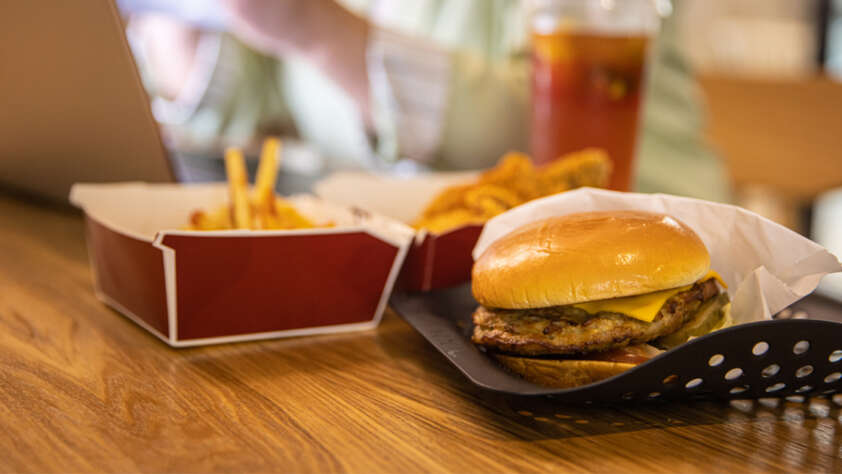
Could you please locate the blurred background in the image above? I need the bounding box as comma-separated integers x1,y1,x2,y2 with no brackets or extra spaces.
679,0,842,233
109,0,842,233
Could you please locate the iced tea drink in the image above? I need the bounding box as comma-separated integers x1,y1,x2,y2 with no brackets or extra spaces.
531,30,651,191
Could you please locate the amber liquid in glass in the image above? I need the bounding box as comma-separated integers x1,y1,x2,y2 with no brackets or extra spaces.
531,31,650,191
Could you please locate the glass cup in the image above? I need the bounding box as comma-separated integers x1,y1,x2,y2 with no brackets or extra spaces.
530,0,664,191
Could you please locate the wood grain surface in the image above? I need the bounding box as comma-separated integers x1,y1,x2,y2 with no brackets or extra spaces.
1,194,841,473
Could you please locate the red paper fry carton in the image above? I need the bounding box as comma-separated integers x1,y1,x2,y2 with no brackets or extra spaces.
70,183,413,347
315,171,483,291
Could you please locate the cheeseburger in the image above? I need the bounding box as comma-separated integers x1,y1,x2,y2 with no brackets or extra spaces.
471,210,731,388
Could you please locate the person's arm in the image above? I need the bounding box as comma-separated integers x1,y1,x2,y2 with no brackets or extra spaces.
366,28,529,169
221,0,372,126
134,0,529,169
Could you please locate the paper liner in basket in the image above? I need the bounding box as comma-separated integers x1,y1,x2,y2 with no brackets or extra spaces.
473,188,842,324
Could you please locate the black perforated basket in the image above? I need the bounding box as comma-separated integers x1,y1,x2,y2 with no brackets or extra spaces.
390,285,842,403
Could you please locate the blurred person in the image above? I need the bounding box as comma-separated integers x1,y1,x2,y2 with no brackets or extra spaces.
125,0,731,202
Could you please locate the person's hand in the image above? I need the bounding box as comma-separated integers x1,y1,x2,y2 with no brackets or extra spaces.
221,0,372,123
128,15,201,99
220,0,321,58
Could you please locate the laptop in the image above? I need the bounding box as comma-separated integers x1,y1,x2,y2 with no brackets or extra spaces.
0,0,174,202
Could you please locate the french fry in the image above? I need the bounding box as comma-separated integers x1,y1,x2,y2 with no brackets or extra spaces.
224,147,252,229
188,138,322,231
254,137,280,202
463,185,522,216
477,151,539,201
416,184,474,220
414,149,613,232
414,209,486,233
186,205,232,230
269,198,317,229
537,148,612,195
253,137,281,229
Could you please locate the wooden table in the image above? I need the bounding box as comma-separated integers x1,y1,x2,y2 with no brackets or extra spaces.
2,194,841,473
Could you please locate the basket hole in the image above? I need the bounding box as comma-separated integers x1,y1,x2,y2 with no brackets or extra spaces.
829,350,842,363
730,386,748,395
622,392,635,400
793,340,810,355
786,395,805,403
730,399,754,412
648,392,661,399
795,365,814,378
761,364,780,378
809,399,832,417
766,383,786,393
759,397,780,408
725,368,743,380
708,354,725,367
752,341,769,356
685,378,703,390
824,372,841,384
796,385,813,393
662,374,679,385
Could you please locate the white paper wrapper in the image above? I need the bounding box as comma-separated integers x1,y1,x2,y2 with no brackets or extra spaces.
314,171,476,223
70,182,414,247
474,188,842,324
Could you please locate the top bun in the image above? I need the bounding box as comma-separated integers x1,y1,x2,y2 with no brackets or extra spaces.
472,211,710,309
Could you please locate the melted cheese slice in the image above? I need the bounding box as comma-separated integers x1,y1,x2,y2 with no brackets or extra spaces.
572,271,726,323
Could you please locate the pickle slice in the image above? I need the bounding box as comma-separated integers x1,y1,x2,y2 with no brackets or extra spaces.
655,293,731,350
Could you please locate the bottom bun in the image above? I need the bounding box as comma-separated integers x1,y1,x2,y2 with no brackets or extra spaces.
494,354,636,389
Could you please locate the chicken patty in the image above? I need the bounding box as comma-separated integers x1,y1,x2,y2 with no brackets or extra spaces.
472,279,720,356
